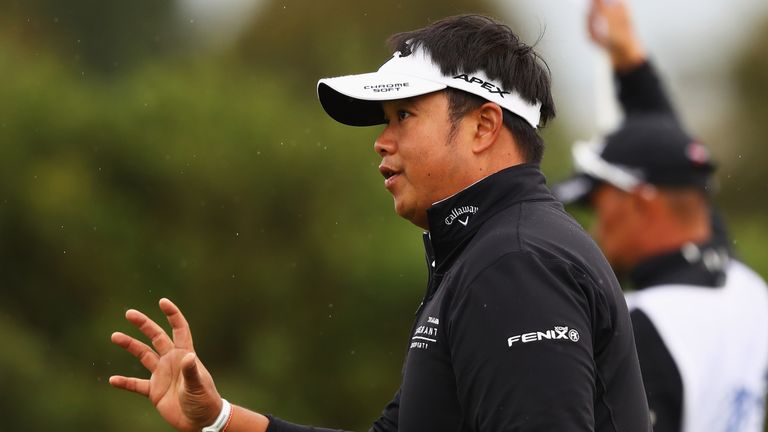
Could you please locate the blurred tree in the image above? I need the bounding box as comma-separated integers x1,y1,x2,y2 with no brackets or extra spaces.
722,18,768,214
0,0,180,75
233,0,502,94
0,0,652,430
0,39,421,429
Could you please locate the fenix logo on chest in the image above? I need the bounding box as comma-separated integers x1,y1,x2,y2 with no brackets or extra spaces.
453,74,510,98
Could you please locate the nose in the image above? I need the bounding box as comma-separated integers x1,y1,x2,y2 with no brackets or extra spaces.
374,126,396,157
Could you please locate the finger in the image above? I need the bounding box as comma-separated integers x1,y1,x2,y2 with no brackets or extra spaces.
587,3,606,42
181,352,205,393
111,331,160,372
159,298,194,350
109,375,151,397
125,308,175,355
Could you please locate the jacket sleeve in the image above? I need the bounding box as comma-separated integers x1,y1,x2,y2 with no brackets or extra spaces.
265,390,400,432
369,389,400,432
629,309,683,432
265,417,353,432
616,60,676,117
445,252,596,431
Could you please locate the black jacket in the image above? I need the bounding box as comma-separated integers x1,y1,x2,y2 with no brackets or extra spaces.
269,164,650,431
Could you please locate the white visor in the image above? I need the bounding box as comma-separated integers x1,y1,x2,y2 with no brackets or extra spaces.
317,47,542,129
572,139,644,192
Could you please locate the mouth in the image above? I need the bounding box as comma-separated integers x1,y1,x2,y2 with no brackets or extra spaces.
379,164,401,188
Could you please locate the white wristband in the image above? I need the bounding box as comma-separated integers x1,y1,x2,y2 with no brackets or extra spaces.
202,399,232,432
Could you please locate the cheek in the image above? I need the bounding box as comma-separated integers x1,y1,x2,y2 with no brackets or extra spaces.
404,145,449,184
595,205,623,245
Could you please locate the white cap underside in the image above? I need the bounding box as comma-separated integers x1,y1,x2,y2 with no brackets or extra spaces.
572,140,643,191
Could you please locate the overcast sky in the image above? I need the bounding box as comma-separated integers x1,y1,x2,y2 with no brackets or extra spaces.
496,0,768,137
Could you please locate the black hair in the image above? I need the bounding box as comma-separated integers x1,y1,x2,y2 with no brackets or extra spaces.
387,14,555,164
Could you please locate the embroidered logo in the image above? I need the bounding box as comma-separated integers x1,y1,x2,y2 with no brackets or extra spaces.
507,325,581,347
445,205,479,226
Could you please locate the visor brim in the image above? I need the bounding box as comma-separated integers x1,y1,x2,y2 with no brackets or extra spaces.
317,71,446,127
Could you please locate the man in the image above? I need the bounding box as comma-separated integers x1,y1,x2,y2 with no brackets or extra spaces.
110,14,651,431
553,1,768,431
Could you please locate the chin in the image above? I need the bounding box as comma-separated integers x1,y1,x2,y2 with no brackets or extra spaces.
395,205,415,223
394,202,427,229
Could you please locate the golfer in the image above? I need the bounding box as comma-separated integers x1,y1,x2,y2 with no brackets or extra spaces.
110,14,651,432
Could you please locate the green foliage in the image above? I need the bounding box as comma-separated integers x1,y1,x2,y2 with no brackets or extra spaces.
0,37,426,430
234,0,503,97
1,1,767,431
722,17,768,214
0,0,179,74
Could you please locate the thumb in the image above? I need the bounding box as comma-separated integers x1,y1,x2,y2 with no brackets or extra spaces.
181,352,205,394
179,352,222,427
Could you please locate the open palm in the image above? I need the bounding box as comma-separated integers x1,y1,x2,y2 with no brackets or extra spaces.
110,298,222,432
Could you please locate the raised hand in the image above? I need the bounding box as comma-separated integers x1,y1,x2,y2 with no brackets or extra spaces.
110,298,223,432
588,0,647,70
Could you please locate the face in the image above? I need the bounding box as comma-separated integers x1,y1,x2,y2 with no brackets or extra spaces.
590,183,645,273
374,91,475,229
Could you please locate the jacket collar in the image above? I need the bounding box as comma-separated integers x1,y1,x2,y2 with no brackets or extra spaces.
630,241,729,290
424,164,552,270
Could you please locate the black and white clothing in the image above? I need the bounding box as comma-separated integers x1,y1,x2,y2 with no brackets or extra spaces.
626,245,768,432
267,164,651,432
617,62,768,432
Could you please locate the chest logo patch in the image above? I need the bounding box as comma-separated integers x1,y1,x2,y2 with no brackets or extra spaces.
445,205,479,226
410,317,440,350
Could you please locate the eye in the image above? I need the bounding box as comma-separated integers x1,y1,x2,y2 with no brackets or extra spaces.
382,108,411,125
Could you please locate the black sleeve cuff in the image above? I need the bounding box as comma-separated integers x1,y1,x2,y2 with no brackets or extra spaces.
265,415,353,432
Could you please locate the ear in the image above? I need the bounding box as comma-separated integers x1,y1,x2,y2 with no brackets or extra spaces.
471,102,504,154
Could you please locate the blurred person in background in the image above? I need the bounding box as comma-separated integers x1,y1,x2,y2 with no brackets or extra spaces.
553,1,768,431
109,14,651,432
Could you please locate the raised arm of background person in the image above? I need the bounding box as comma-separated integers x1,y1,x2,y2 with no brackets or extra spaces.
109,298,270,432
588,0,676,116
588,0,646,72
